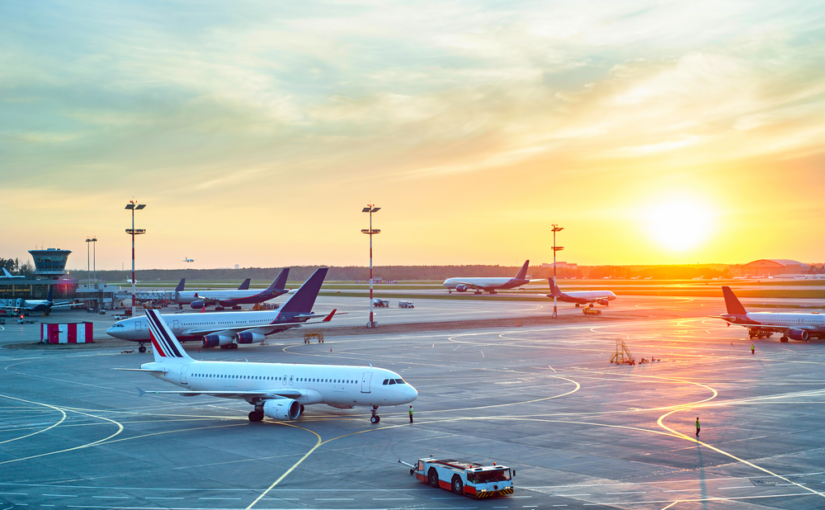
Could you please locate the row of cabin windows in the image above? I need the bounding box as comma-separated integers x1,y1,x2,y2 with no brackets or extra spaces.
382,379,406,385
190,373,358,384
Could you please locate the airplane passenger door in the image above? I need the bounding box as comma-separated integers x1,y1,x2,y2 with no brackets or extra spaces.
289,375,294,386
173,320,179,331
361,372,372,393
180,365,189,385
135,322,141,332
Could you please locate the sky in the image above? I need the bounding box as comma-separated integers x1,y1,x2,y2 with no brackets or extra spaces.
1,1,824,270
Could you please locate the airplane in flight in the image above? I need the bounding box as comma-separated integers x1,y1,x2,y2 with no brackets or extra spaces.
0,286,73,316
173,269,289,310
183,257,194,263
547,278,617,307
0,268,24,279
108,268,332,352
116,308,417,424
715,286,825,342
443,260,532,294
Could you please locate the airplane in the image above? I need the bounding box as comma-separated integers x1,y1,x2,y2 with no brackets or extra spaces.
116,309,417,424
126,278,140,284
547,278,617,307
173,277,254,307
183,257,194,263
108,268,333,352
443,260,532,294
0,268,24,279
714,286,825,342
0,286,73,316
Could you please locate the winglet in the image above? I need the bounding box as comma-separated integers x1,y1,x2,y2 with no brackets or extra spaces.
515,260,530,280
175,278,185,292
322,309,337,322
722,286,747,315
138,388,145,397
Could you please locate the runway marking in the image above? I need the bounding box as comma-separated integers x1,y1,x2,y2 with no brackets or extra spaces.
0,394,66,446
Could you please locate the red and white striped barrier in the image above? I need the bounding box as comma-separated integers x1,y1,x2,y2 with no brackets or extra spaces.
41,323,94,344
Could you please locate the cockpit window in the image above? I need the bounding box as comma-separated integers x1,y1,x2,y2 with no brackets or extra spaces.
382,379,388,385
114,324,124,328
389,379,396,385
395,379,405,384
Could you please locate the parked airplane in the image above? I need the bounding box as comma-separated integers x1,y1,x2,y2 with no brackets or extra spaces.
715,286,825,342
126,278,140,284
0,286,73,316
173,277,255,307
0,268,24,279
547,278,617,307
116,309,416,423
108,268,332,352
443,260,532,294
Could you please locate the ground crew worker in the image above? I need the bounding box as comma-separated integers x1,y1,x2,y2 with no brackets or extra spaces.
409,405,414,423
751,344,755,355
695,417,700,438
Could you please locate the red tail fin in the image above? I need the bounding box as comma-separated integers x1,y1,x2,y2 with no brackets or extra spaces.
722,286,747,315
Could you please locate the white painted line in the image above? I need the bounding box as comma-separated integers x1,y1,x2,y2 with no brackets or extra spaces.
510,495,533,498
0,492,28,495
556,494,591,496
553,506,568,507
91,496,129,499
719,486,755,490
315,498,355,500
663,489,698,492
145,497,184,500
374,497,415,500
199,497,241,500
607,491,646,494
42,494,77,497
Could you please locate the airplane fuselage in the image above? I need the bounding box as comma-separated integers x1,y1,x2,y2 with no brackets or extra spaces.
175,288,285,307
721,312,825,340
143,360,417,408
443,277,529,293
108,309,296,342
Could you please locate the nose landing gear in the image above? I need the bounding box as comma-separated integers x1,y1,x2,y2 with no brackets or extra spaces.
370,405,380,424
138,343,147,353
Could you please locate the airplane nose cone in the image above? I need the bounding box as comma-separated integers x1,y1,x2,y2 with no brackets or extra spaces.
408,384,419,401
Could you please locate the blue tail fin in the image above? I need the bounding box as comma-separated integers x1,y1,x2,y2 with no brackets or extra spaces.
280,268,328,313
237,278,251,290
46,285,54,302
267,269,289,291
515,260,530,280
175,278,185,292
2,268,12,277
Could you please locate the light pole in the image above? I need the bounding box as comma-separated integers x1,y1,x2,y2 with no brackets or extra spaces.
92,237,96,286
361,205,381,328
85,237,92,289
125,201,146,317
552,224,564,318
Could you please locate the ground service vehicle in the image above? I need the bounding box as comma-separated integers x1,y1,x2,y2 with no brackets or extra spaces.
372,299,390,307
401,457,514,498
583,307,601,316
398,301,414,308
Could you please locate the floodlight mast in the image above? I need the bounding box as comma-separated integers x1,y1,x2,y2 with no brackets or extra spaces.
552,224,564,318
85,237,97,290
361,205,381,328
125,201,147,317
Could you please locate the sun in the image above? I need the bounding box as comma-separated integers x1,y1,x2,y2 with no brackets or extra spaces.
645,199,713,251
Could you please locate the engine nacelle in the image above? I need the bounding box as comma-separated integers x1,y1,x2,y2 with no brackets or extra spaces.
597,299,609,306
788,329,809,341
190,300,206,309
203,334,233,348
237,331,266,344
455,284,467,293
263,399,301,420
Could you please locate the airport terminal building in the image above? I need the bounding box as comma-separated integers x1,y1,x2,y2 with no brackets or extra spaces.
0,249,78,300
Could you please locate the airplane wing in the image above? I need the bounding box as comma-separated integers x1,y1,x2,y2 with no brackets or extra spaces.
50,301,75,309
138,387,302,400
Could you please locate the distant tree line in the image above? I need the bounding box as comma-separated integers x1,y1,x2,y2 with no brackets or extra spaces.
0,257,34,276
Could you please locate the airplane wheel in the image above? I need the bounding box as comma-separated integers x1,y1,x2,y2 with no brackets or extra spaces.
575,304,580,308
230,343,239,350
780,337,789,343
300,405,305,414
248,411,264,422
139,345,146,353
370,415,380,424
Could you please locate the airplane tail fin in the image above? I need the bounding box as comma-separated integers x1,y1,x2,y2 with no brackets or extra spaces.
515,260,530,280
175,278,185,292
279,268,328,314
547,278,563,296
237,278,251,290
145,309,193,363
722,286,747,315
2,268,12,277
46,285,54,302
267,268,290,292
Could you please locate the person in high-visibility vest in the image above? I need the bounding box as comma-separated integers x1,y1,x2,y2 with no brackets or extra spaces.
409,405,414,423
695,417,700,438
751,344,755,355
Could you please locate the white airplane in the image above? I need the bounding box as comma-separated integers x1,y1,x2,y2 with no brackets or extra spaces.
117,309,417,424
174,269,289,310
547,279,617,307
0,268,24,279
126,278,140,284
108,268,331,352
443,260,532,294
0,286,73,316
183,257,194,263
715,286,825,342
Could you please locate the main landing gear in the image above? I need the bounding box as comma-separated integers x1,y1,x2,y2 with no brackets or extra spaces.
138,343,147,353
370,405,381,424
249,404,264,422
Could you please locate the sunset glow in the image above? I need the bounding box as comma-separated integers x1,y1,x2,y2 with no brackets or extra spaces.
646,200,714,252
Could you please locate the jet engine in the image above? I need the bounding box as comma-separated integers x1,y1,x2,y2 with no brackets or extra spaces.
455,284,467,293
203,334,234,348
788,329,810,341
597,299,609,306
263,399,301,420
237,331,265,344
190,300,206,309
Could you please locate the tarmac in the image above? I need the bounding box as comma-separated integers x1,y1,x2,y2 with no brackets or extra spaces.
2,296,825,509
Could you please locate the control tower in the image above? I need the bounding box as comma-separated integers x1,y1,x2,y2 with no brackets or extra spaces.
29,248,72,278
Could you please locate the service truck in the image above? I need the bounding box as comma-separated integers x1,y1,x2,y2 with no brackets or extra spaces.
372,298,390,308
398,300,414,309
400,457,514,498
